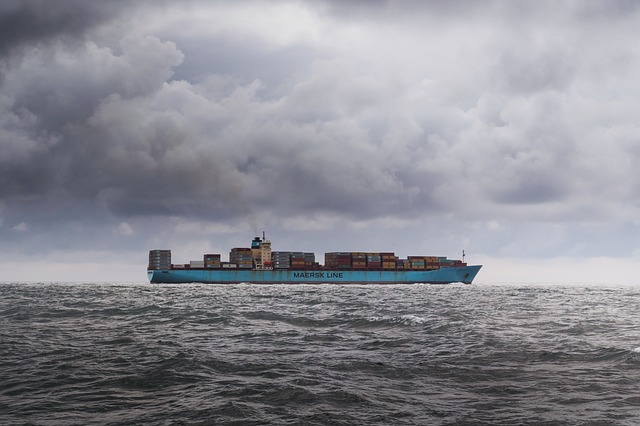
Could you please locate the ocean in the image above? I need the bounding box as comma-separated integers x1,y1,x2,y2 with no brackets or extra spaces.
1,282,639,425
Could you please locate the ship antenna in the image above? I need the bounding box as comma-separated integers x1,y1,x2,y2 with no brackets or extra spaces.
462,250,466,263
263,230,266,241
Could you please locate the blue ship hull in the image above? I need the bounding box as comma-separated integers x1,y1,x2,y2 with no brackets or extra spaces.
147,265,482,284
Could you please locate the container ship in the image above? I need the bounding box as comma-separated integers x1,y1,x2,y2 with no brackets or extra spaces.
148,234,482,284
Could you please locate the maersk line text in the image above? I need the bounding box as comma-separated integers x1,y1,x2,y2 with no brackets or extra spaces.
292,272,344,279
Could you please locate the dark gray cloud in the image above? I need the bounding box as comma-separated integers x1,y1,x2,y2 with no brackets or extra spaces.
0,0,124,58
0,30,184,205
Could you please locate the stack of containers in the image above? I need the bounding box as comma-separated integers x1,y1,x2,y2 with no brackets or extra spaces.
272,251,291,269
303,253,316,269
351,252,366,269
204,254,221,269
290,252,306,269
324,252,334,268
438,257,454,268
381,252,396,270
230,248,253,269
365,253,380,270
148,250,171,270
408,256,426,270
425,256,439,270
396,259,408,269
325,252,352,269
366,253,381,270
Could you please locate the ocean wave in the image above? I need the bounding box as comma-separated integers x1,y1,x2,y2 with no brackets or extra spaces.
1,282,640,425
366,314,428,327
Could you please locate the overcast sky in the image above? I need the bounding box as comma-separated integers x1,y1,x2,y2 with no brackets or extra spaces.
2,0,640,283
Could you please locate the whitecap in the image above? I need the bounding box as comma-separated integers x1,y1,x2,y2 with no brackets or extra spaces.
365,314,427,326
367,315,385,322
633,347,640,353
397,314,427,325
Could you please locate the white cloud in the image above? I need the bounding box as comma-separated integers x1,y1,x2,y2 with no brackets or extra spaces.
12,222,30,232
137,1,323,48
115,221,134,236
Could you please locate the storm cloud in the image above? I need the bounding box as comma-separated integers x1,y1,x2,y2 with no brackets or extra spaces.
2,0,640,282
0,1,123,57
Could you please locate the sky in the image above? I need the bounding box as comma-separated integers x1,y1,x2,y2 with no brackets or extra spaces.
2,0,640,284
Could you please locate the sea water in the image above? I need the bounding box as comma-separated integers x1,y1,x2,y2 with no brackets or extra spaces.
1,282,639,425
